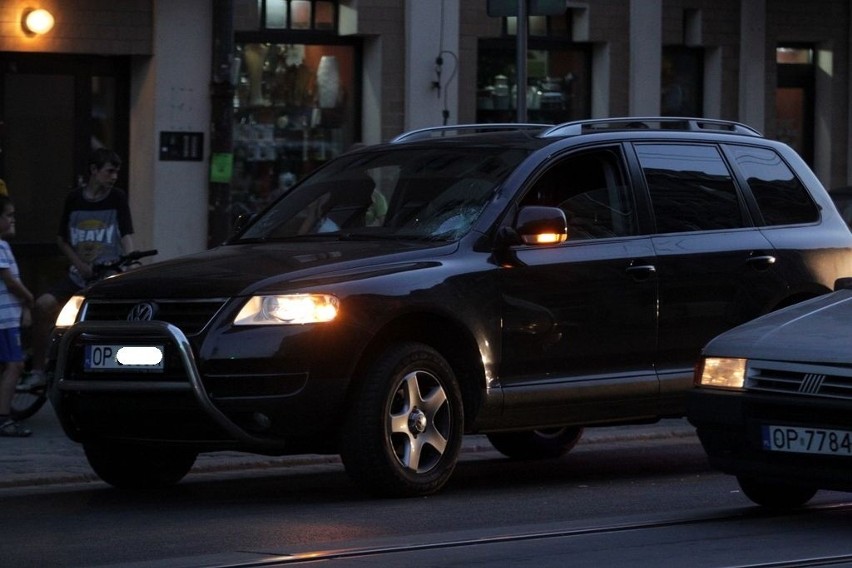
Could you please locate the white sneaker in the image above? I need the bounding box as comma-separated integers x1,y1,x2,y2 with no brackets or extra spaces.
19,371,46,389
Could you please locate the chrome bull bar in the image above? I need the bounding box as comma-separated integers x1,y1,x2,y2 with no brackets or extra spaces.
52,320,282,448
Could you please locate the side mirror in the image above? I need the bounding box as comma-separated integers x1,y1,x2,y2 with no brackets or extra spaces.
835,277,852,290
514,206,568,245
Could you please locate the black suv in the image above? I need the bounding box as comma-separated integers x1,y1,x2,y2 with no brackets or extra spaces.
49,118,852,497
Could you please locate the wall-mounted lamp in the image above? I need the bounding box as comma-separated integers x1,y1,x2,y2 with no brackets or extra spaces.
22,8,55,36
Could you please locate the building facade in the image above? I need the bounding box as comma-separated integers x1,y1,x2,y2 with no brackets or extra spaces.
0,0,849,289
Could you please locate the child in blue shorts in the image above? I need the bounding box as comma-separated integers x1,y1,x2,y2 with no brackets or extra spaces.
0,194,34,436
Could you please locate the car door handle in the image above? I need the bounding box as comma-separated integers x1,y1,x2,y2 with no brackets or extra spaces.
747,255,776,271
626,264,656,280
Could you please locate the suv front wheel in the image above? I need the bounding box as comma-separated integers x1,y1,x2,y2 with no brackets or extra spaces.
83,442,197,489
340,342,464,498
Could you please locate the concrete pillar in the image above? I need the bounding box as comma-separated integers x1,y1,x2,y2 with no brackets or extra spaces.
629,0,662,116
592,44,611,118
739,0,766,129
405,0,460,129
814,46,833,185
361,36,383,145
704,47,722,118
129,0,212,260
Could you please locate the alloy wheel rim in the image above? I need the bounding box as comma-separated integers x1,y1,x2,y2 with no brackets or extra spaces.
387,369,451,473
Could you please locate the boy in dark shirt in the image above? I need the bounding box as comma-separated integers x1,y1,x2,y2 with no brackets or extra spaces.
22,148,135,389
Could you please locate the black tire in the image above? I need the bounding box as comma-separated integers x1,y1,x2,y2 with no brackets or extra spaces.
340,342,464,498
10,385,47,421
736,475,818,509
83,443,197,490
487,427,584,460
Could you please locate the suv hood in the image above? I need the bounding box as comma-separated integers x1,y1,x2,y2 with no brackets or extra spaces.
703,290,852,364
85,240,457,299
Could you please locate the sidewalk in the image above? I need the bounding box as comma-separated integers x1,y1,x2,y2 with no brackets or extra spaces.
0,405,697,489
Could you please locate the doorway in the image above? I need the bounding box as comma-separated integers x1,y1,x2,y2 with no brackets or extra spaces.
0,53,130,293
776,46,815,167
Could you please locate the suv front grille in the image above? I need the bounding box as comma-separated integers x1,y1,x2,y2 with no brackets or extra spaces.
81,299,227,335
747,360,852,401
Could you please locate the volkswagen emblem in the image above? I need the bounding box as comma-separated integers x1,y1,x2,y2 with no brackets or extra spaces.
127,302,158,321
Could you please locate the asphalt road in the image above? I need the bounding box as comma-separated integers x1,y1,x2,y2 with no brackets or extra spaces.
3,421,852,568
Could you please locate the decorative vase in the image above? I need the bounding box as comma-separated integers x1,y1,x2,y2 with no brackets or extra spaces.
243,43,269,106
316,55,340,109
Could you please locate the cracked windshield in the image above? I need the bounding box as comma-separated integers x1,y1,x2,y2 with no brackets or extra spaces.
239,146,530,241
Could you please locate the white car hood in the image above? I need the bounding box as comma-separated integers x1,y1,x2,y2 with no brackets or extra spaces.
703,290,852,364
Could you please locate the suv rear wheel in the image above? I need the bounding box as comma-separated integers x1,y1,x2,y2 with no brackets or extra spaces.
84,442,197,489
487,427,584,460
340,342,463,497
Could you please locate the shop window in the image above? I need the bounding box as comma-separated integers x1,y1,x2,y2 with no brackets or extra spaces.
232,42,358,219
661,46,703,117
239,0,338,31
314,1,335,30
506,16,549,36
501,9,573,37
477,41,590,124
777,47,813,65
290,1,311,29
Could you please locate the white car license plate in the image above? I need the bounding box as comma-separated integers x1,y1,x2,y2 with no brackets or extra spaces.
762,425,852,456
84,344,164,372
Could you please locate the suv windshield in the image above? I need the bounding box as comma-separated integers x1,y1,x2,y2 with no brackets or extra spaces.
238,146,530,242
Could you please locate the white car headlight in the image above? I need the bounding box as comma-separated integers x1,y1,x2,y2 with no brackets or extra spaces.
233,294,339,325
696,357,747,389
55,295,85,328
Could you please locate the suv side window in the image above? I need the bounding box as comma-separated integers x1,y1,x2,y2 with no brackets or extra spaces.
635,143,746,233
522,148,637,239
725,144,819,225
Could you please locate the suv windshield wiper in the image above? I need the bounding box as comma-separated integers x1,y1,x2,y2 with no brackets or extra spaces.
237,233,344,243
339,231,453,242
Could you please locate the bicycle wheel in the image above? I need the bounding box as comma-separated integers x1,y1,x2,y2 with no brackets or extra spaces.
11,384,47,421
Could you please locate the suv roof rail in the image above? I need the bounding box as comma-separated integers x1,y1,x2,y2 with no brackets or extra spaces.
391,123,550,143
541,117,763,138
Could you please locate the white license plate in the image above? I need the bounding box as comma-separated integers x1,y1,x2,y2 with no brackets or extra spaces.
762,425,852,456
84,344,164,372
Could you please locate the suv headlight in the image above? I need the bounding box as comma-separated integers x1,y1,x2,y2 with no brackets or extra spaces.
234,294,339,325
55,295,85,328
695,357,747,389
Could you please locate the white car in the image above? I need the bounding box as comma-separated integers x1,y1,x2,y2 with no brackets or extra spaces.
689,287,852,508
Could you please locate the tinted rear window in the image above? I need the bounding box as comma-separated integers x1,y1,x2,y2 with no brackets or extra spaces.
635,143,745,233
726,145,819,225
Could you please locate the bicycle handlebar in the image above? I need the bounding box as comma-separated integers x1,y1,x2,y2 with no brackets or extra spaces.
91,249,158,277
121,249,158,263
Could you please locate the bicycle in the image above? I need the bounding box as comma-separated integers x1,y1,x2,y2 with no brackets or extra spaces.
11,249,158,421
